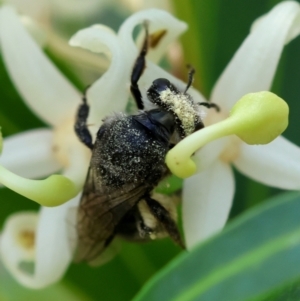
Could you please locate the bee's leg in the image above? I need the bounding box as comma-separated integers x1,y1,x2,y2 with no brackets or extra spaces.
144,195,185,249
74,86,94,150
198,102,220,112
130,21,149,110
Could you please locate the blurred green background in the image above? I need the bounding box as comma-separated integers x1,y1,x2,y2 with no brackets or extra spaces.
0,0,300,300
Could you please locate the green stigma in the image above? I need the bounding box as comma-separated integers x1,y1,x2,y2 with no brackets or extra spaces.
0,165,80,207
166,91,289,178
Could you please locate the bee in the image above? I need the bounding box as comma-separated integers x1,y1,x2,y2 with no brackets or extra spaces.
74,22,219,263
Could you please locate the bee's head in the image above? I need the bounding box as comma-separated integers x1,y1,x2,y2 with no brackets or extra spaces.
147,78,178,104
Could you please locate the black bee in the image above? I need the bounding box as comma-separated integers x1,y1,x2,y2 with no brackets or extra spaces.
74,22,219,263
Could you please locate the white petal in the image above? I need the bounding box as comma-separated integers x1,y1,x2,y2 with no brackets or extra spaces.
63,142,90,189
0,195,80,288
193,137,228,172
118,8,187,64
69,24,116,54
211,1,300,110
69,25,129,127
183,160,235,249
0,211,39,287
0,6,81,126
251,4,300,44
0,129,61,179
33,195,80,288
234,136,300,190
21,16,48,47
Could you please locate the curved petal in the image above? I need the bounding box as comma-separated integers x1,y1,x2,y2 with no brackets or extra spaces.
0,6,81,126
69,25,129,127
33,195,80,288
183,160,235,249
233,136,300,190
193,137,228,172
63,141,90,189
118,8,187,64
0,195,80,289
0,129,61,179
251,4,300,45
0,211,38,287
211,1,300,110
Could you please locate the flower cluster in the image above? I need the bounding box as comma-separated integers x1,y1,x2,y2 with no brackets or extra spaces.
0,0,300,289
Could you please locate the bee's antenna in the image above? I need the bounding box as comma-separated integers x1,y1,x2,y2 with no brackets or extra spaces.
184,65,195,94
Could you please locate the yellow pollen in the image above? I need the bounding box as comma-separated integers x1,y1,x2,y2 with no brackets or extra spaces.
160,88,198,136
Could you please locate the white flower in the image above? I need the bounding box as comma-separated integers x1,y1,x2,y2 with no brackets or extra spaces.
0,6,192,288
179,1,300,249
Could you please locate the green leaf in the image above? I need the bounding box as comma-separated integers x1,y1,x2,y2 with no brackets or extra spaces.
0,261,93,301
133,192,300,301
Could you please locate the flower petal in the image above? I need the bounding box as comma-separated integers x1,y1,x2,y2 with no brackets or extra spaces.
233,136,300,190
211,1,300,110
118,8,187,64
0,6,81,126
0,196,80,289
0,129,61,179
183,160,234,249
0,211,38,287
69,25,129,128
33,195,80,288
193,137,228,172
63,140,90,189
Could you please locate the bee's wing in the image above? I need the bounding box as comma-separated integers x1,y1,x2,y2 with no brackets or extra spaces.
75,166,147,263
